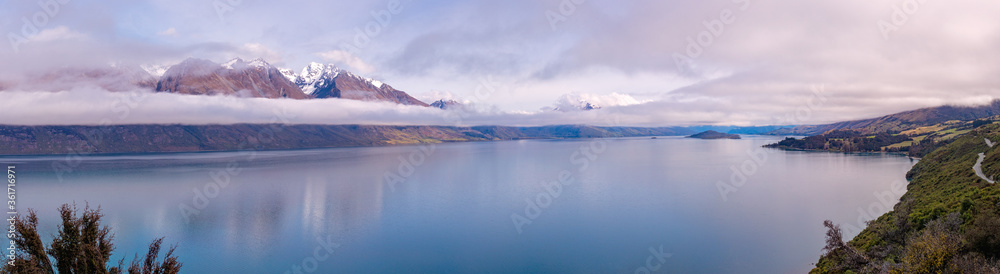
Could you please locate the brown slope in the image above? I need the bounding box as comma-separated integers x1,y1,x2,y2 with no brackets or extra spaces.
320,71,428,106
156,58,308,99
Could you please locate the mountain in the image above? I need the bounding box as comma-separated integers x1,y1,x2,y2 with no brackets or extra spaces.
811,123,1000,273
7,65,158,92
688,130,741,139
0,124,695,155
291,62,429,106
770,100,1000,136
430,99,462,110
764,100,1000,156
294,62,339,97
554,100,601,111
155,58,309,99
726,125,796,135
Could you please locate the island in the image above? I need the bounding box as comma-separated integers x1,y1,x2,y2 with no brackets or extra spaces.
688,130,741,140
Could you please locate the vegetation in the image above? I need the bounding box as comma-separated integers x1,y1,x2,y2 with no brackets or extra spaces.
764,130,911,153
2,204,181,274
811,124,1000,273
0,124,699,155
767,118,998,157
688,130,741,140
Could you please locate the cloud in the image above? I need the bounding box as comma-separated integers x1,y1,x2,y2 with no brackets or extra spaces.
1,0,998,126
3,82,990,128
317,50,375,74
157,27,178,37
552,92,652,111
27,26,87,43
237,43,283,64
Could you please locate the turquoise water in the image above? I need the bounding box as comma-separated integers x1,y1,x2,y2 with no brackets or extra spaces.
3,136,915,273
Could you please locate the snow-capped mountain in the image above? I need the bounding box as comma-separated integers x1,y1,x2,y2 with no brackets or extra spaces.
12,57,430,106
294,62,340,96
278,68,297,83
156,57,309,99
552,93,651,111
554,99,601,111
430,99,462,110
282,62,428,106
140,64,169,78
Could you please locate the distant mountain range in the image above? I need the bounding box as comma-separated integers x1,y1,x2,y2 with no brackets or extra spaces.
3,56,1000,156
0,57,432,106
765,100,1000,156
0,124,696,155
769,100,1000,136
153,57,429,106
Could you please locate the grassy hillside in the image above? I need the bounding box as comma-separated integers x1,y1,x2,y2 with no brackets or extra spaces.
771,100,1000,136
811,124,1000,273
767,119,997,157
0,124,695,155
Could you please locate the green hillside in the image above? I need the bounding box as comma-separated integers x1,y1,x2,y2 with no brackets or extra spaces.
811,124,1000,273
767,118,997,157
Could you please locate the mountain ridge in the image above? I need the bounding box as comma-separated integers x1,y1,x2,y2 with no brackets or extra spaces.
769,100,1000,136
0,124,696,155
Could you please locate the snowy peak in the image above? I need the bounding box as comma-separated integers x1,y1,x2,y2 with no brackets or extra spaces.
222,57,272,70
294,62,340,96
279,68,297,82
296,62,339,85
157,57,308,99
140,64,168,78
163,58,221,77
431,99,462,110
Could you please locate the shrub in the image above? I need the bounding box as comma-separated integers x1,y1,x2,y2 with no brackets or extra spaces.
1,204,182,274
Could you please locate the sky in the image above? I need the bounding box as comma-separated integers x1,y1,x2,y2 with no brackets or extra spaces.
1,0,999,126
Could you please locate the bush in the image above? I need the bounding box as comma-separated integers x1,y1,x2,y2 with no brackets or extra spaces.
1,203,182,274
965,208,1000,258
897,213,963,273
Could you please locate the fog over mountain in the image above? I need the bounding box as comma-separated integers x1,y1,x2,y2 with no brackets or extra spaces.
2,0,998,126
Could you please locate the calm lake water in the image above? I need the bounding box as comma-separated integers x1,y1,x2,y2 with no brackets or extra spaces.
3,136,915,273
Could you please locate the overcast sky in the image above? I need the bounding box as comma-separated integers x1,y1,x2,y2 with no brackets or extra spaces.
1,0,998,126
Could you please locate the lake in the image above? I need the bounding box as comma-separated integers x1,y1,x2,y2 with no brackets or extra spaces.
2,136,915,273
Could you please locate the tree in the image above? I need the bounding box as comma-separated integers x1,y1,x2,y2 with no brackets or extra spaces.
2,203,182,274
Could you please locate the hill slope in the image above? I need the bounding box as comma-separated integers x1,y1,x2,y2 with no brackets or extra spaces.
772,100,1000,136
812,124,1000,273
155,58,309,99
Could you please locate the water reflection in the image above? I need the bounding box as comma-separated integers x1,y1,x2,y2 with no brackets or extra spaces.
2,137,915,273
